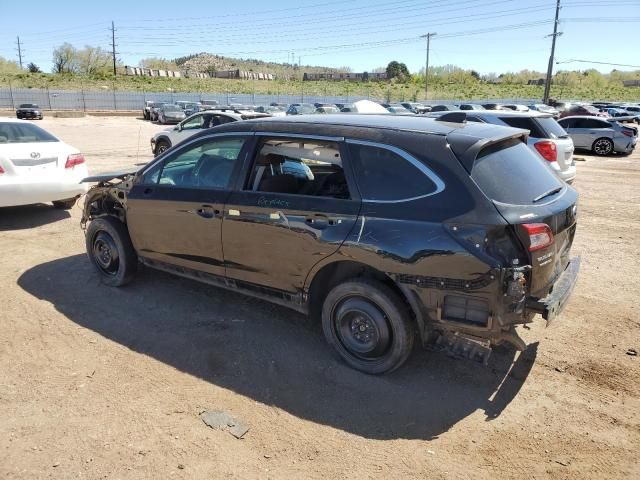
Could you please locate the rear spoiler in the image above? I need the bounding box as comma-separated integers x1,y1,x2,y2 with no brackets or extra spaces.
439,112,529,173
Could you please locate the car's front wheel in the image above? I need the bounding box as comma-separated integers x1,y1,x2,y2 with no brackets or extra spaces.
86,216,137,287
154,139,171,156
592,137,614,156
322,279,414,374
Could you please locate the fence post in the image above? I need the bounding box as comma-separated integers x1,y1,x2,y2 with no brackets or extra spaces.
300,81,304,103
8,79,15,109
46,87,52,110
80,80,86,112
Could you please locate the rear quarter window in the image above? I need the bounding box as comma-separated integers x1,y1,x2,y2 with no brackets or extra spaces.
347,142,443,202
471,140,562,205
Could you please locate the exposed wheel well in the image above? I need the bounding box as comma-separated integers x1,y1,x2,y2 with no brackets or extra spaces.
307,261,424,337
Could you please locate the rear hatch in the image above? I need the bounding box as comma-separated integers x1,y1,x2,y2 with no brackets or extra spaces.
468,137,578,296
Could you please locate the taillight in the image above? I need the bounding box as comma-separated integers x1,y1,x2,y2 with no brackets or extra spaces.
533,140,557,162
65,153,85,169
0,165,4,174
622,129,633,137
522,223,554,252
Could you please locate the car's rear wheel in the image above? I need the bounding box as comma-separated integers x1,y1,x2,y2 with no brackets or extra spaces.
86,217,137,287
322,279,414,374
52,197,77,210
592,137,614,156
155,139,171,156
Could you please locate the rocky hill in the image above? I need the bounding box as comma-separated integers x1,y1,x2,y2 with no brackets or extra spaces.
173,52,341,79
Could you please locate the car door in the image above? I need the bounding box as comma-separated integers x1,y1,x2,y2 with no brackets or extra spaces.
222,134,360,294
577,118,611,147
562,118,589,148
126,133,252,277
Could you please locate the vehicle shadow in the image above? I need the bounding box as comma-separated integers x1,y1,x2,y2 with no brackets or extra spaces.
0,204,71,231
18,254,537,440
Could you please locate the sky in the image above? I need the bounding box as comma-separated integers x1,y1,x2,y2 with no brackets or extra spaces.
0,0,639,75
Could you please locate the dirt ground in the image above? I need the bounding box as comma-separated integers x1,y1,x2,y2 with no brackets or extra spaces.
1,116,638,479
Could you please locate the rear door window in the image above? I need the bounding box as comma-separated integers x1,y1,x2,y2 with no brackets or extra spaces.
574,118,607,129
347,141,444,202
246,138,350,199
471,139,562,205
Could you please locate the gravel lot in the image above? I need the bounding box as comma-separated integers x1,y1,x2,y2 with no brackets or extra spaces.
1,116,638,479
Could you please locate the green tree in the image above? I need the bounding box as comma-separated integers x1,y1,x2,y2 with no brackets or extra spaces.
386,61,410,81
27,62,41,73
76,46,111,74
0,56,21,74
52,43,77,73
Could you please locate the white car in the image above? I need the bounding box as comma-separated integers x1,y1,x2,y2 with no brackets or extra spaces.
0,119,88,208
150,108,269,156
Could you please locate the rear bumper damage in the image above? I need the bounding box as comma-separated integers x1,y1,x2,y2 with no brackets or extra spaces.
526,256,581,323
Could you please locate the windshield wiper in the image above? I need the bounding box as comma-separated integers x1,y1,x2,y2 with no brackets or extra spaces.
532,186,563,203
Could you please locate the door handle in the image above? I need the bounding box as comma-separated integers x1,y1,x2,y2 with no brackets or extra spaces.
196,205,218,219
143,187,153,195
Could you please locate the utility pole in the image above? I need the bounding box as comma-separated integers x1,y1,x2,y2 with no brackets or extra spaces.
16,36,23,69
110,21,117,76
421,33,436,100
543,0,562,104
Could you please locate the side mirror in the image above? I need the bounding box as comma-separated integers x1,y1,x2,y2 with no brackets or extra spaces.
176,124,182,131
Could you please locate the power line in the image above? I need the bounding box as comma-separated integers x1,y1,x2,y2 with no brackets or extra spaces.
557,59,640,68
121,3,551,46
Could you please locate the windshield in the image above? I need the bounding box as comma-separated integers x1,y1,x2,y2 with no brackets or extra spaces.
471,140,563,205
163,105,181,112
19,104,38,108
0,122,58,143
536,117,568,139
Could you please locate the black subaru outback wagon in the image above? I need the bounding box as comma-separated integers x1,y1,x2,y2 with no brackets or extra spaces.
81,114,580,374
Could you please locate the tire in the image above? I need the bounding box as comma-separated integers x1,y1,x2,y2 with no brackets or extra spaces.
592,137,614,156
52,197,77,209
154,139,171,156
321,278,414,374
85,216,137,287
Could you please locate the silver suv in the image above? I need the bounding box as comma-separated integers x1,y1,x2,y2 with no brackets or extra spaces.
439,110,576,183
150,109,269,156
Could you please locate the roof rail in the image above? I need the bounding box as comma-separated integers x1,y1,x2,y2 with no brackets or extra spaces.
436,111,467,124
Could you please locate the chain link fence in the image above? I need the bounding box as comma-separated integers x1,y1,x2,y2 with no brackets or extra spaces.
0,86,538,111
